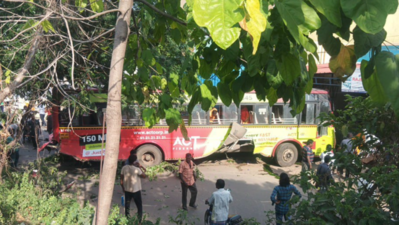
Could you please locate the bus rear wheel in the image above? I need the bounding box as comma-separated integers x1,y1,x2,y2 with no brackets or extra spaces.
136,145,163,167
275,143,298,167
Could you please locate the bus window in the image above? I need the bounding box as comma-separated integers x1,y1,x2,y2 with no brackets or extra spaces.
122,105,142,126
191,104,206,125
221,104,238,125
271,105,298,124
255,104,269,124
301,104,317,124
240,105,254,124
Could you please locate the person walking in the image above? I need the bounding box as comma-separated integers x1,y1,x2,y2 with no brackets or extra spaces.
120,154,147,222
270,173,302,225
206,179,233,225
179,153,198,210
38,104,46,126
302,139,314,172
316,155,334,192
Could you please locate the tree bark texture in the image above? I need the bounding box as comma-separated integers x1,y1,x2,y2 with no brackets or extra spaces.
95,0,133,224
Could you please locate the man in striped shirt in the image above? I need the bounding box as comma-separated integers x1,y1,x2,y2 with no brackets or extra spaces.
302,139,314,172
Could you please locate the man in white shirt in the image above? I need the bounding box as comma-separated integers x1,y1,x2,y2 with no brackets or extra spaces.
38,105,46,126
206,179,233,225
120,154,147,222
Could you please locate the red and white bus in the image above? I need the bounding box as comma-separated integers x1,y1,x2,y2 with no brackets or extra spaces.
43,89,334,167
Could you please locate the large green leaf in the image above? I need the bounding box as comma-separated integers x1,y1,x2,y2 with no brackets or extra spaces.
193,0,245,49
142,108,157,128
277,53,301,85
375,52,399,117
305,54,317,94
41,20,55,33
200,83,217,111
75,0,88,13
353,26,386,58
217,82,232,106
266,60,283,89
276,0,321,53
317,17,341,57
329,44,356,79
309,0,341,27
168,73,180,98
165,108,182,133
361,60,387,105
90,0,104,13
267,87,278,106
245,0,267,55
341,0,397,34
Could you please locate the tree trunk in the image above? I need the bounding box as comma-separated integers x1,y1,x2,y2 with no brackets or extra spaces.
95,0,133,224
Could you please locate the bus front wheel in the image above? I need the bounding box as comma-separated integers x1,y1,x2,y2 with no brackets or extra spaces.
136,145,163,167
275,143,298,167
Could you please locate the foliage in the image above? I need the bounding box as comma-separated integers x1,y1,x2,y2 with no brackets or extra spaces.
168,209,200,225
286,96,399,224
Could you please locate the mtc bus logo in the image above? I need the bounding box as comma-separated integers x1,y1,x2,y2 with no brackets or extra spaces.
173,136,200,151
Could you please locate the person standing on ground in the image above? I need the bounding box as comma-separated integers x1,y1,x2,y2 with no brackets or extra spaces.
270,173,302,225
316,155,334,192
179,153,198,210
339,132,354,178
6,129,19,168
120,154,147,222
46,108,53,135
38,105,46,127
302,139,314,172
28,114,41,150
206,179,233,225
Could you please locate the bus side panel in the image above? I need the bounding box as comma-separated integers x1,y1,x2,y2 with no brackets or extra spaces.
248,125,298,156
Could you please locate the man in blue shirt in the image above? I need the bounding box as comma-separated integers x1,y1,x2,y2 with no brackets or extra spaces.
316,155,334,192
206,179,233,225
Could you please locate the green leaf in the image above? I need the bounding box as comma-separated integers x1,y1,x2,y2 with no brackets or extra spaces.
254,82,266,101
247,53,261,77
165,108,182,133
22,19,39,30
188,89,201,113
168,73,180,98
161,78,167,90
317,17,341,57
5,70,11,77
305,54,317,94
199,59,214,79
266,60,283,89
180,121,189,141
276,0,321,53
142,108,157,128
200,83,217,111
361,60,387,105
5,76,11,84
277,53,301,85
193,0,245,49
142,50,153,65
41,20,55,33
341,0,397,34
217,82,232,106
329,44,357,79
353,26,386,58
309,0,341,27
75,0,88,13
245,0,267,54
90,0,104,13
138,67,149,82
151,76,162,89
375,52,399,117
267,87,278,106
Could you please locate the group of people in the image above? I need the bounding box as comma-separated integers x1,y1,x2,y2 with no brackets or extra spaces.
120,153,233,225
